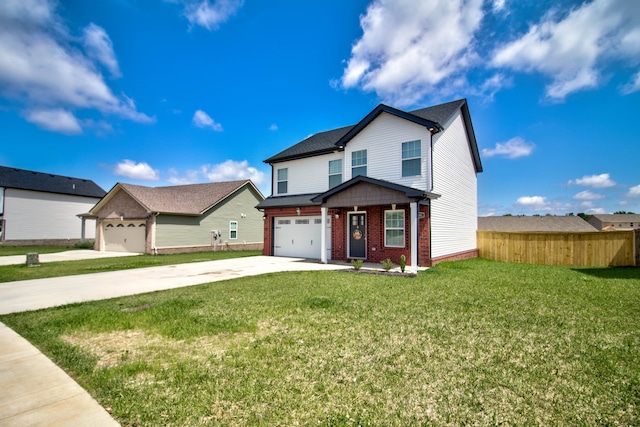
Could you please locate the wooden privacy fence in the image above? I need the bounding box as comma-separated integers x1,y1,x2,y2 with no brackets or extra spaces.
477,230,639,267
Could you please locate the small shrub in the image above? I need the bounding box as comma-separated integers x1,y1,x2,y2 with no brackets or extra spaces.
74,241,94,249
380,258,394,271
400,254,406,273
350,259,363,271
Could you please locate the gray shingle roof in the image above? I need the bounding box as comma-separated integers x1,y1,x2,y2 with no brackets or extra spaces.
478,216,598,232
0,165,106,198
590,214,640,222
264,99,476,167
104,180,261,215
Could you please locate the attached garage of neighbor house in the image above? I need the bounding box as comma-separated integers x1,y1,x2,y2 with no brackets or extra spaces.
273,216,331,260
102,221,146,253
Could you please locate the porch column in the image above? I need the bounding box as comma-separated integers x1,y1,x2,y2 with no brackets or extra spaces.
320,206,328,264
410,201,418,271
80,217,86,242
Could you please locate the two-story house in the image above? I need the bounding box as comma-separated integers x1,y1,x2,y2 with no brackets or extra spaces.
587,214,640,231
256,99,483,270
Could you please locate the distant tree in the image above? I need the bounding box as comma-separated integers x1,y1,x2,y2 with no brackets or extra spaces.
614,211,636,214
566,212,575,216
503,213,513,216
577,213,591,221
533,214,541,217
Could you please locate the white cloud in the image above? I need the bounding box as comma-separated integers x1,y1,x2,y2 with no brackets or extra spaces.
585,207,605,215
114,160,160,181
24,108,82,134
482,137,535,159
83,23,121,78
573,190,604,201
338,0,484,106
515,195,548,210
269,124,278,131
621,71,640,95
192,109,223,131
167,160,266,187
491,0,640,100
627,184,640,197
184,0,244,30
0,0,153,134
201,160,265,185
569,173,616,188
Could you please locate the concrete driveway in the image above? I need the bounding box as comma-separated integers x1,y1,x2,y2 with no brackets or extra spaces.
0,255,350,426
0,256,351,315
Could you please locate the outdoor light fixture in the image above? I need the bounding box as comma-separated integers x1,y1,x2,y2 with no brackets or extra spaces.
296,207,301,216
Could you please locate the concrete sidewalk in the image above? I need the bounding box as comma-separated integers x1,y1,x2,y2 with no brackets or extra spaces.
0,250,140,266
0,256,350,426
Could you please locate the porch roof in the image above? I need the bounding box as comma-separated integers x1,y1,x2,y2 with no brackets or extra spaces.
311,176,440,206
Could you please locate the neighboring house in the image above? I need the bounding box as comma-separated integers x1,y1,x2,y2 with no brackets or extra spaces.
587,214,640,231
256,99,482,269
478,216,598,232
0,166,106,244
90,180,264,254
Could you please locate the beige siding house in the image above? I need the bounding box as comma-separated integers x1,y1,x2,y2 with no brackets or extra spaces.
587,214,640,231
91,180,264,253
0,166,105,244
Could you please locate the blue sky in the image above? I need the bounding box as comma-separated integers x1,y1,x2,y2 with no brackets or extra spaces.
1,0,639,216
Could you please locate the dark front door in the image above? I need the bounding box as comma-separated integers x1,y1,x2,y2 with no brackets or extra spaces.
349,213,366,258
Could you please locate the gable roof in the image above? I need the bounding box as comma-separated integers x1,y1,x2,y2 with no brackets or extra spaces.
263,99,482,172
589,214,640,223
478,216,598,232
92,180,263,216
0,165,106,198
311,175,440,204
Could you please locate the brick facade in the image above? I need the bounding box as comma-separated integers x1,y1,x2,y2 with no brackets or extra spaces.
263,203,435,267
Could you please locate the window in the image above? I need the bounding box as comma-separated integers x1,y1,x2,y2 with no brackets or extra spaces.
385,210,405,247
277,168,288,194
295,219,309,224
402,140,421,177
229,221,237,239
329,159,342,189
352,150,367,177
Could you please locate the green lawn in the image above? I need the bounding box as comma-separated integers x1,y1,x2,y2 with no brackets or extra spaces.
0,250,262,283
2,258,639,426
0,245,83,256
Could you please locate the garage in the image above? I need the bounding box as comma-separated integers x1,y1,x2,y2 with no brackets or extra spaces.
103,221,146,253
273,216,331,260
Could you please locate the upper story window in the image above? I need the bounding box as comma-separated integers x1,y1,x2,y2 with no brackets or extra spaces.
277,168,288,194
229,221,237,239
329,159,342,189
402,140,421,177
352,150,367,177
385,210,405,247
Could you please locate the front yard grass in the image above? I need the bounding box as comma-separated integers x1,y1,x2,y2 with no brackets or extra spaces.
0,245,81,256
2,258,639,425
0,250,262,283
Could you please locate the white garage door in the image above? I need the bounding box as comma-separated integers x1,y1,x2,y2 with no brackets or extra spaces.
103,222,146,253
274,216,331,260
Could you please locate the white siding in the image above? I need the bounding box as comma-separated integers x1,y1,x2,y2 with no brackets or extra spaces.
344,112,432,191
430,110,478,258
272,113,434,197
273,152,343,195
3,189,99,240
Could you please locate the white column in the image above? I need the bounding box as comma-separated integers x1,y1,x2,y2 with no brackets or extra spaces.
320,206,327,264
410,202,418,271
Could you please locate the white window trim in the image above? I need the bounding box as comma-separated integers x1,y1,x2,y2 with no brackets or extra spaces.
329,159,342,189
351,149,367,177
401,140,421,177
277,168,288,194
229,221,238,239
384,209,405,248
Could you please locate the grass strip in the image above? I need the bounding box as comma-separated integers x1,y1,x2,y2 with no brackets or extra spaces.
0,250,261,283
